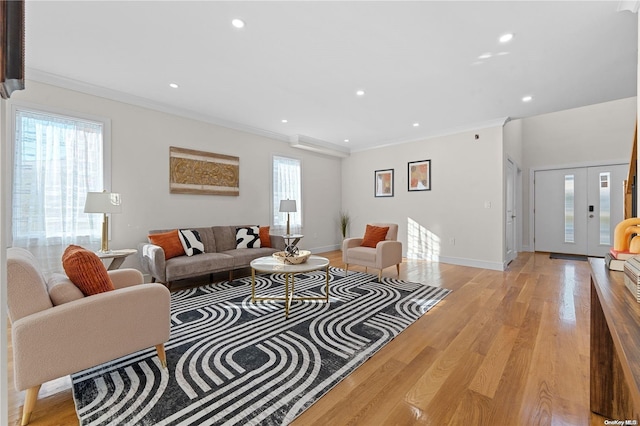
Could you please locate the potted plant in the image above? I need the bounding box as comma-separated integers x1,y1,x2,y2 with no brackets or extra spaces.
339,211,350,241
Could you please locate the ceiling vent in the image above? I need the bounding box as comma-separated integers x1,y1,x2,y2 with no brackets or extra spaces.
289,134,350,158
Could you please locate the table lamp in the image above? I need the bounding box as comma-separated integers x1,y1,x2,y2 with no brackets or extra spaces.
279,199,297,236
84,191,122,253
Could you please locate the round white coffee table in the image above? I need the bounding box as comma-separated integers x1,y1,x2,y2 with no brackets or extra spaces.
250,255,330,318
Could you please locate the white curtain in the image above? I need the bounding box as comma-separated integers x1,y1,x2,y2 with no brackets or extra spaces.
12,109,104,275
272,155,302,235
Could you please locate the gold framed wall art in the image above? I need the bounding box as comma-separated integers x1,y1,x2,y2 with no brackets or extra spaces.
169,146,239,196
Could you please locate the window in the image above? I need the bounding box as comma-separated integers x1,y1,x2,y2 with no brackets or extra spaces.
11,106,109,274
272,155,301,234
564,174,574,243
599,172,611,245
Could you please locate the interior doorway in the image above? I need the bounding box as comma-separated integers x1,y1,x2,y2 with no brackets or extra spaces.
505,158,519,264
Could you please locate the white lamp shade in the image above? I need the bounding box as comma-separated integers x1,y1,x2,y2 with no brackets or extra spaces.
279,199,297,213
84,192,122,214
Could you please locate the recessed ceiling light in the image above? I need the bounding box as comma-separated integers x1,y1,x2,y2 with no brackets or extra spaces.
232,18,245,29
499,33,514,43
169,83,179,89
281,119,288,123
496,51,510,56
522,95,533,102
478,53,492,60
413,122,420,127
356,90,365,96
344,139,350,143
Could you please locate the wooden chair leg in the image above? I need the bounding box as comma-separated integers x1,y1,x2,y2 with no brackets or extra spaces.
378,270,382,282
21,384,41,426
229,270,234,282
155,344,167,368
396,263,400,276
344,264,349,276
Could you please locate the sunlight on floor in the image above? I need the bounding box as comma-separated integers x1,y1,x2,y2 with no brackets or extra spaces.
407,217,440,261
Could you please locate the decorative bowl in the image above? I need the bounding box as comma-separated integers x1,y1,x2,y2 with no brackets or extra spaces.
273,250,311,264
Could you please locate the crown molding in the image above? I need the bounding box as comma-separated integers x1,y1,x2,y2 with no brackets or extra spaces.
25,69,511,156
25,68,292,144
350,117,511,153
618,1,640,13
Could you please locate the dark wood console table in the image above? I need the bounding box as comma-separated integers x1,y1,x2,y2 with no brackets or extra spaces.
590,257,640,421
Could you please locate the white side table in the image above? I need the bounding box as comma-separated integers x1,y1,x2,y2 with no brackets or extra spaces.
96,249,137,270
282,234,304,256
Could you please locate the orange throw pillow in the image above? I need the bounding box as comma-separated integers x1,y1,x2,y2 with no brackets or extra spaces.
148,230,185,260
259,226,271,248
62,245,114,296
361,225,390,248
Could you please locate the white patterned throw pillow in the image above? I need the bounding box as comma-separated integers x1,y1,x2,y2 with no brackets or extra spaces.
178,229,205,256
236,226,261,249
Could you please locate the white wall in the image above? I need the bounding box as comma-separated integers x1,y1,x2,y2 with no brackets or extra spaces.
504,119,523,167
520,97,636,250
342,126,505,270
3,80,344,271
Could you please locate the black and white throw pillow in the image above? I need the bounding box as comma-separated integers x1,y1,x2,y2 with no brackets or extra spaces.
236,226,261,249
178,229,205,256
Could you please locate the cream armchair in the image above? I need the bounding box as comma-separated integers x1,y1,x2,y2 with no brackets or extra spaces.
7,247,171,425
342,223,402,281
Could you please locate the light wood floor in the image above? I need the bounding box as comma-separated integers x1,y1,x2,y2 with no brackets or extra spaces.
7,251,608,425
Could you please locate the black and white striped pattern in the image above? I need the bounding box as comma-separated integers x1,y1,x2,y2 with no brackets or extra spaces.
72,267,451,425
178,229,205,256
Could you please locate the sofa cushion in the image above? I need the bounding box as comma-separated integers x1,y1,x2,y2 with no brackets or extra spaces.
150,227,216,253
165,252,235,282
62,245,115,296
212,226,242,252
236,226,261,249
361,225,390,248
179,229,205,256
47,273,85,305
259,226,271,248
148,230,185,259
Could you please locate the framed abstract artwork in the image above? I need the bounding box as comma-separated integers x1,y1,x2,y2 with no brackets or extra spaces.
374,169,394,197
408,159,431,191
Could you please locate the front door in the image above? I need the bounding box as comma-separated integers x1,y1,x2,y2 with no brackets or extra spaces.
534,164,627,257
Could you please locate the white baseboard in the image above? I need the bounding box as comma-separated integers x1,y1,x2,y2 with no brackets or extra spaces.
407,254,505,271
309,244,341,254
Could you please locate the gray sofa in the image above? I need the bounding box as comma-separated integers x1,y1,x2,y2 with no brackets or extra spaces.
138,226,285,287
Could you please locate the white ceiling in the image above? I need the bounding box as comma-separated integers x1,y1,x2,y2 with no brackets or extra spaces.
24,1,638,153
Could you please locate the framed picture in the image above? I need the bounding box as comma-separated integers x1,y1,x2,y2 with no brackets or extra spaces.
375,169,394,197
408,160,431,191
169,146,240,196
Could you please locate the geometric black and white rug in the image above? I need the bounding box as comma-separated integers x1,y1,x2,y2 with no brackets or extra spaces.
72,267,451,425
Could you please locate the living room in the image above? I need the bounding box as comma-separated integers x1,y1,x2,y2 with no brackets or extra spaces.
2,1,640,425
